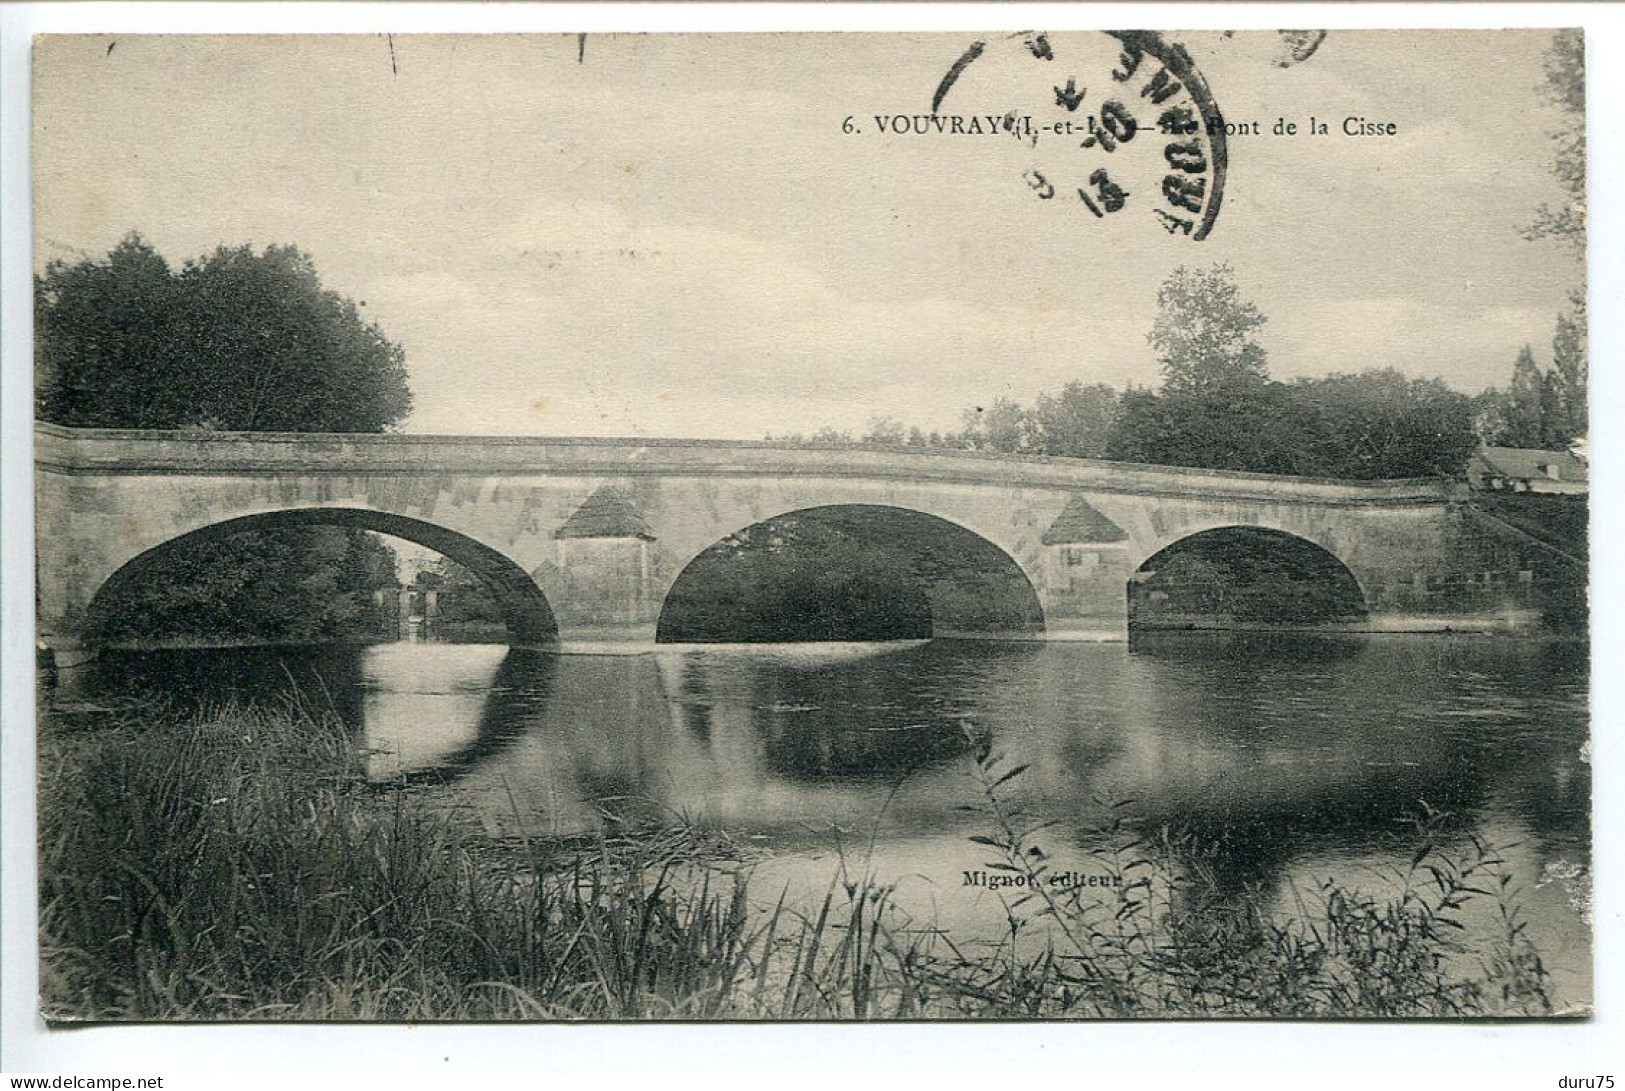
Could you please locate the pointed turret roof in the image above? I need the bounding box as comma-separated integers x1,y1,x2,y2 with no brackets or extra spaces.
1042,495,1126,545
554,486,655,540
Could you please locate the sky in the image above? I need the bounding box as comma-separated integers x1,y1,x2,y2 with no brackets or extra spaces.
33,30,1583,439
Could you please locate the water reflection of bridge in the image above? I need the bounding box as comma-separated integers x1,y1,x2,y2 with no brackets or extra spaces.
322,640,1584,908
83,635,1589,1003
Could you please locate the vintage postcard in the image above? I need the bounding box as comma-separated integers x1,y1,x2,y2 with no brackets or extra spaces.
30,28,1589,1023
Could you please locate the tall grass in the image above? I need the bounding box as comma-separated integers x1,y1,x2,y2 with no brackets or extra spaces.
912,745,1554,1018
40,701,761,1019
38,702,1554,1020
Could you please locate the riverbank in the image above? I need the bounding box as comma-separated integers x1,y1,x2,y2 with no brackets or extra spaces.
38,700,1561,1020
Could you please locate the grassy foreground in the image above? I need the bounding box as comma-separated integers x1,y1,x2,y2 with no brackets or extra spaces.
39,702,1555,1020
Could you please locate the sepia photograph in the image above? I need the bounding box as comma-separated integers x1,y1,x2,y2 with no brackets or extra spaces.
21,23,1594,1031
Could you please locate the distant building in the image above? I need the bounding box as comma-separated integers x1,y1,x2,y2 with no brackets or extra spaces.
1466,445,1588,495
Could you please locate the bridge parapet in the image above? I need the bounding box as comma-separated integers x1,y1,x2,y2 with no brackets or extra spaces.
36,424,1458,508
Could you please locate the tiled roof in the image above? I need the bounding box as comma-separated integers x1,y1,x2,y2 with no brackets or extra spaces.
1042,495,1127,544
1470,446,1588,484
554,486,655,540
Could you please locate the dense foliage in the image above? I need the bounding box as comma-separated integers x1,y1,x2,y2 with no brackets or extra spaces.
37,235,410,431
91,528,399,646
1473,323,1586,450
1129,528,1369,628
659,515,932,642
40,235,413,644
1114,371,1478,479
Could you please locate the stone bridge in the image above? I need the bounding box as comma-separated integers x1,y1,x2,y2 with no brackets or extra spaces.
35,423,1543,659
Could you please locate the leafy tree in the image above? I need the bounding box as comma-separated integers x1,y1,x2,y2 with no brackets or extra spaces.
35,236,179,427
1030,381,1120,459
1284,371,1477,479
37,234,411,431
960,397,1035,453
1148,263,1270,394
1523,30,1587,448
1527,29,1585,253
1476,345,1572,449
1473,334,1587,451
1105,264,1288,473
1471,387,1511,449
44,235,415,644
92,527,398,645
1506,345,1547,446
1550,310,1587,442
1107,382,1301,474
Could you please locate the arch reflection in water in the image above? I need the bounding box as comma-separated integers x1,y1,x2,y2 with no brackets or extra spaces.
93,638,1588,881
662,642,1003,782
358,645,556,784
433,641,1042,839
79,635,1589,1008
340,636,1586,889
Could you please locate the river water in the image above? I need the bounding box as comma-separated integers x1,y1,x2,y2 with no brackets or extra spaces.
81,634,1592,1010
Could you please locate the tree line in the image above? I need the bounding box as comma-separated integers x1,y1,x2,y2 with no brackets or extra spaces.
1472,321,1586,451
775,260,1584,480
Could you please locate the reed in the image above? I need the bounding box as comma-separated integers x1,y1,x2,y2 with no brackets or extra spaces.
38,701,1554,1020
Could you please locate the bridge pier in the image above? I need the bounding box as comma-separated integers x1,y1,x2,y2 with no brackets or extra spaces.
35,635,97,700
551,619,660,650
37,634,95,672
1033,546,1137,642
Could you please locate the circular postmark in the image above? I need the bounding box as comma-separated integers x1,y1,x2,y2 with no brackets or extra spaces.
931,30,1229,241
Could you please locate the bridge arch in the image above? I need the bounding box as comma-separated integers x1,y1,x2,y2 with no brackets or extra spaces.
84,507,558,647
655,503,1046,642
1128,524,1369,631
